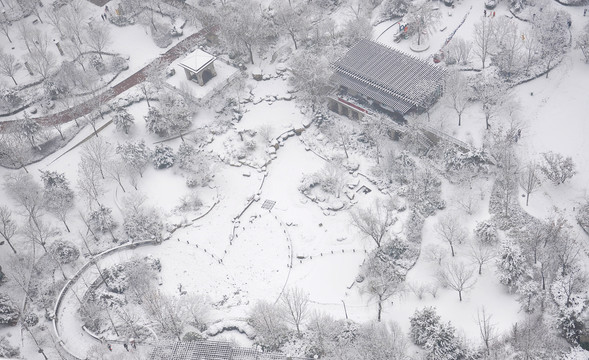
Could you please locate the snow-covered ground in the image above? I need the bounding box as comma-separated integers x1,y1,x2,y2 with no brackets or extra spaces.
2,0,589,358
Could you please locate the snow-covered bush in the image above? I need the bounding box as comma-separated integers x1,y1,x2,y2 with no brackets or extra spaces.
540,151,577,185
151,144,175,169
400,168,445,217
379,0,411,20
496,239,528,290
177,192,203,212
123,207,164,243
104,256,161,294
405,209,425,244
88,205,116,233
151,22,173,48
474,221,498,245
556,307,586,344
516,279,541,313
176,142,197,170
110,56,129,72
0,293,19,326
49,240,80,264
90,55,106,74
0,336,19,358
0,88,22,112
23,312,39,327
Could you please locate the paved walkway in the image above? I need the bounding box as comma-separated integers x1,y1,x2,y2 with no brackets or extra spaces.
0,26,214,131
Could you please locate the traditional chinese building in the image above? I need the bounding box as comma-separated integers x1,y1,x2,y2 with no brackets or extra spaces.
328,39,446,121
178,49,218,86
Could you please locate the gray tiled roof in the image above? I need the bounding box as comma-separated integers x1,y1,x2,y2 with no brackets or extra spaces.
149,340,310,360
331,39,446,113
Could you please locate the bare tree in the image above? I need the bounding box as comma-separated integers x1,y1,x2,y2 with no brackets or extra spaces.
77,159,104,207
473,17,494,69
576,23,589,63
62,0,86,44
519,162,541,206
0,206,18,254
522,33,539,75
476,77,507,130
494,20,523,79
438,261,477,301
17,21,34,54
27,48,56,80
539,151,576,185
435,213,467,257
444,71,469,126
105,160,127,193
7,254,35,301
0,51,18,85
469,242,495,275
248,300,288,352
218,0,272,64
477,307,496,355
85,22,111,59
273,1,311,50
44,7,66,37
0,133,33,172
406,2,440,46
4,172,44,223
0,19,12,43
280,287,310,336
288,48,331,113
81,137,113,179
533,8,569,78
24,214,58,254
352,200,396,248
362,259,404,322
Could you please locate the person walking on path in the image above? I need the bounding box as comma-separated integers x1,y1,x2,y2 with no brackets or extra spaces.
584,9,587,16
130,338,136,349
123,343,129,351
107,344,112,352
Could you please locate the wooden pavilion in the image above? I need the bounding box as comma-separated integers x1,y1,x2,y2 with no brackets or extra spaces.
178,49,218,86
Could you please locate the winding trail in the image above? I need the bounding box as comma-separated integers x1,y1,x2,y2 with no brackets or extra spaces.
0,25,216,131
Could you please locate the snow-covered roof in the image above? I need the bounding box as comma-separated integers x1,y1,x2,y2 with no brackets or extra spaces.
148,340,311,360
178,48,216,74
331,39,446,113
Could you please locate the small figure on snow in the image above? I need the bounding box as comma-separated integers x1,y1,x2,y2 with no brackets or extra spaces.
584,9,587,16
130,338,136,349
107,344,112,351
124,343,129,351
484,9,487,17
105,5,109,12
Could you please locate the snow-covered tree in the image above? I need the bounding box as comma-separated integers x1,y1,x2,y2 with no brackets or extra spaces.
41,170,75,232
539,151,576,185
144,107,171,137
112,108,135,135
379,0,412,19
288,49,331,112
474,220,498,245
88,205,116,234
410,307,441,346
352,200,396,248
116,140,151,178
445,38,472,65
405,1,440,46
493,20,523,79
362,256,404,322
533,8,570,78
517,279,541,313
49,240,80,264
123,204,163,243
77,157,105,207
0,294,19,326
217,0,273,64
248,300,289,352
151,144,175,169
576,200,589,233
497,239,528,290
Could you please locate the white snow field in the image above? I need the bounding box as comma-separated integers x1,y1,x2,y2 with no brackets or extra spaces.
1,0,589,359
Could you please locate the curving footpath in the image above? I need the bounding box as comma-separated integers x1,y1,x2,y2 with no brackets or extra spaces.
0,25,216,132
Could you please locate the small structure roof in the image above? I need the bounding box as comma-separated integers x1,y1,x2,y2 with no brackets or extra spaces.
331,39,446,113
178,48,216,74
